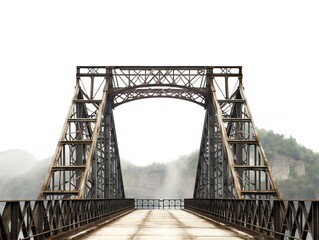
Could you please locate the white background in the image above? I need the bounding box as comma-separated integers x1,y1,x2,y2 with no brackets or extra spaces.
0,0,318,165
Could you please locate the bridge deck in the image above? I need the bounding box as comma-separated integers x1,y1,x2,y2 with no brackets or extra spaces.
80,210,246,239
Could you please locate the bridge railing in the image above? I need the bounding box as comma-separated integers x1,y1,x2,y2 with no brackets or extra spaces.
135,199,184,209
0,198,134,240
185,198,319,240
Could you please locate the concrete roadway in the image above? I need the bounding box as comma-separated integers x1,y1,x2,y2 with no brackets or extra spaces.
80,210,248,240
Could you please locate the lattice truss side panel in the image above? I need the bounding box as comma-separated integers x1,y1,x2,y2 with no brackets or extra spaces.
194,67,282,200
38,66,281,201
38,67,125,199
110,67,207,108
194,107,231,199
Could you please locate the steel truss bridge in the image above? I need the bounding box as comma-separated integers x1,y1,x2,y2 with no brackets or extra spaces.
0,66,318,239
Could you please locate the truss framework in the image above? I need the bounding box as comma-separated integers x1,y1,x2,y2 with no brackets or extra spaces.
38,68,125,199
39,66,282,200
194,68,282,199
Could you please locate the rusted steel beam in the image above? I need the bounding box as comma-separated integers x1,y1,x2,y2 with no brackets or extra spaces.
52,166,86,171
67,118,97,122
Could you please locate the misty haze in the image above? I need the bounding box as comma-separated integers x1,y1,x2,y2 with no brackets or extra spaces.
1,129,318,200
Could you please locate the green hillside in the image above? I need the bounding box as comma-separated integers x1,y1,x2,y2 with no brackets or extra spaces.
258,129,319,199
0,129,318,200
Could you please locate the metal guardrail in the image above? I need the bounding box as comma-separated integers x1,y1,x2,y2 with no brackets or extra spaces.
2,198,317,239
135,199,184,209
185,199,319,240
0,199,134,240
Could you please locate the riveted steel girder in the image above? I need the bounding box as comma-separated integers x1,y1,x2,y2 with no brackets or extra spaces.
194,68,282,200
39,66,281,200
112,88,206,108
38,68,125,199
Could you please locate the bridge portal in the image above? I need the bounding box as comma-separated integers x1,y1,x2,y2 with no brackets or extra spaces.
38,66,281,200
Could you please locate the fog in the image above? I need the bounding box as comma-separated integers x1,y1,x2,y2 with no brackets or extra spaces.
122,152,198,199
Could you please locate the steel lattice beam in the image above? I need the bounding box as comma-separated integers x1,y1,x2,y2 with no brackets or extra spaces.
38,68,125,199
112,88,206,108
39,66,282,200
194,68,282,200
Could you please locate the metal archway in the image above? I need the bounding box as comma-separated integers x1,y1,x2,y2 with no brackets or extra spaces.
38,66,282,200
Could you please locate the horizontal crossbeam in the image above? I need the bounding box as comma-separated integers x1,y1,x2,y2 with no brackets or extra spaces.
113,88,206,108
39,66,281,203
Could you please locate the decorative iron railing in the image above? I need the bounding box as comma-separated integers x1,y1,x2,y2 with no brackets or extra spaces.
185,199,319,240
135,199,184,209
2,198,317,239
0,199,134,240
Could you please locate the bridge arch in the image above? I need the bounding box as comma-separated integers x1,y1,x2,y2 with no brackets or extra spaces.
108,66,209,108
38,66,282,202
112,87,207,108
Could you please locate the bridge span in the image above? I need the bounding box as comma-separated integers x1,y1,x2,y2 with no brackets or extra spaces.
1,198,318,239
1,66,318,239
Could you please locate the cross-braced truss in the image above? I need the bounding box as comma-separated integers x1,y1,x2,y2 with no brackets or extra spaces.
38,66,282,200
38,68,125,199
193,67,282,200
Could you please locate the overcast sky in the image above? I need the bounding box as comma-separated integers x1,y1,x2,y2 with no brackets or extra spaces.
0,0,318,165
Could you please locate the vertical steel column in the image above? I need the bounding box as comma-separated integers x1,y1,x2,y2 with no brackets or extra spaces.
104,105,111,199
103,81,125,199
206,67,216,198
75,97,84,190
10,202,19,240
273,200,283,240
234,100,244,186
312,201,319,240
102,70,126,199
208,104,215,198
91,151,97,198
193,111,209,198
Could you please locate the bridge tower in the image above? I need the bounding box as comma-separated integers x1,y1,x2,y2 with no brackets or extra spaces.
38,67,125,199
38,66,282,200
193,67,282,199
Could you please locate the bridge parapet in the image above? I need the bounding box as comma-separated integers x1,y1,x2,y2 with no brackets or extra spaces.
185,198,319,240
0,198,134,240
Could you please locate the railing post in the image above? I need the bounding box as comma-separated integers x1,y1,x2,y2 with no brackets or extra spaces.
312,201,319,240
9,202,19,240
273,200,283,239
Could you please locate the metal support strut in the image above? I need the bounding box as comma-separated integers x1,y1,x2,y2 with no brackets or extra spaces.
38,66,281,200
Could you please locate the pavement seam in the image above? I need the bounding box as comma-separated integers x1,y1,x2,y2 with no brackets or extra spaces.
131,209,152,239
168,210,194,240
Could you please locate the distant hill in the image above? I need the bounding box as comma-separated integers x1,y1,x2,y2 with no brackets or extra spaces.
258,129,319,199
122,151,198,199
1,129,319,200
0,157,50,200
0,149,38,178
